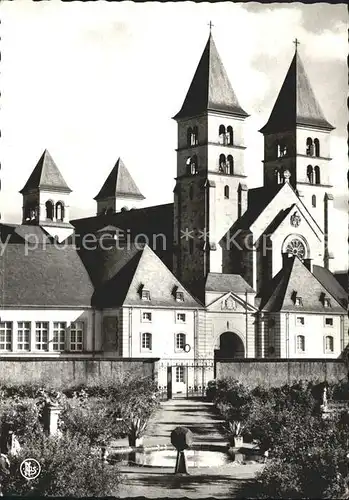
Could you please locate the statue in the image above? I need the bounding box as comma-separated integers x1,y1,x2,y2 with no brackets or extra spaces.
171,426,193,475
322,386,328,409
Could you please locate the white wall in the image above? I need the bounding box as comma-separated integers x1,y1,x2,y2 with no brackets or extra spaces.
0,308,93,355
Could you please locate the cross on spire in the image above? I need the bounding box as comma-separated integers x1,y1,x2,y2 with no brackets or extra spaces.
293,38,300,52
208,21,214,33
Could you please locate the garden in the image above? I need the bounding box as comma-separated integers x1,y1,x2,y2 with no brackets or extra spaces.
207,378,349,499
0,376,160,497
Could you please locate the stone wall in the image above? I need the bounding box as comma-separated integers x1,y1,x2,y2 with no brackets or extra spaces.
0,357,158,387
216,359,347,388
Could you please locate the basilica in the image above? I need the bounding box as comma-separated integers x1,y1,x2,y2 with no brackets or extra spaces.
0,33,347,393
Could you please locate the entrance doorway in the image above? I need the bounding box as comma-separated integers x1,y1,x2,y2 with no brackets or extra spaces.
214,332,245,361
159,359,215,400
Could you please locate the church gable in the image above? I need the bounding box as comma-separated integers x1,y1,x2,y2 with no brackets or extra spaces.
262,202,323,263
207,291,257,312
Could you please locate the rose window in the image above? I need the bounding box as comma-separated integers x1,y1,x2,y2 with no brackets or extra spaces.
285,238,306,259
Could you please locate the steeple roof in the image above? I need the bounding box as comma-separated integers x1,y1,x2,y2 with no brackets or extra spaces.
173,33,249,120
94,158,145,201
20,150,72,194
260,50,334,134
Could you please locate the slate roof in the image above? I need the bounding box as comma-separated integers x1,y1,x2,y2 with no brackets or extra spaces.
90,245,203,309
72,203,174,269
259,257,346,313
0,244,94,307
19,150,72,194
173,33,249,120
94,158,145,201
205,273,254,294
0,224,52,244
313,266,348,309
260,51,334,134
223,184,283,238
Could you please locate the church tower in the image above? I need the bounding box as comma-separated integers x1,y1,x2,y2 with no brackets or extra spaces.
259,43,335,269
173,32,249,287
20,150,74,242
94,157,145,215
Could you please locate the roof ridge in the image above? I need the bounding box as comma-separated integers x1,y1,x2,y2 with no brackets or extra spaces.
260,50,334,134
173,33,248,120
94,157,145,201
20,150,71,194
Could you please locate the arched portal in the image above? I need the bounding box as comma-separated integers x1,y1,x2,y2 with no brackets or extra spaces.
214,332,245,360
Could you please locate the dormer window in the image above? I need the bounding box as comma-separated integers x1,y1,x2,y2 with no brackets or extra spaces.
320,292,331,308
141,289,151,301
176,291,184,302
295,296,303,306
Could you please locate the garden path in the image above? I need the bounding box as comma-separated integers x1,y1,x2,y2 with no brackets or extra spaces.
142,397,227,448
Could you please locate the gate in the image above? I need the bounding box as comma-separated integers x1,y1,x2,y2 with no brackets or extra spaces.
157,358,215,400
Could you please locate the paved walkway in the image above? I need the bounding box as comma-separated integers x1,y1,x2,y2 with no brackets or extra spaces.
112,397,264,498
117,462,263,498
143,397,227,448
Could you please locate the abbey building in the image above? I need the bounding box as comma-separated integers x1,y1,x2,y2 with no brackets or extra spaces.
0,33,347,393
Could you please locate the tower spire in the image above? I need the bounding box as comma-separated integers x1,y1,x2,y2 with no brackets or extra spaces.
293,38,300,53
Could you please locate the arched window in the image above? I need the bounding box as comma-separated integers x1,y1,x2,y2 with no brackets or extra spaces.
219,125,226,145
296,335,305,352
227,155,234,175
325,335,334,353
141,332,152,350
192,126,198,146
314,138,320,157
314,165,320,185
189,185,194,200
224,185,229,199
191,155,198,175
219,154,226,173
55,201,65,221
307,165,314,184
226,126,233,145
176,333,186,351
187,127,192,147
306,138,314,156
186,157,191,174
275,168,281,184
312,195,316,208
186,156,198,175
45,200,54,220
277,143,287,158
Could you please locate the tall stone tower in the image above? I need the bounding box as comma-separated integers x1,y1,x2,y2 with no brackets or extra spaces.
20,150,74,242
259,45,335,269
173,33,249,287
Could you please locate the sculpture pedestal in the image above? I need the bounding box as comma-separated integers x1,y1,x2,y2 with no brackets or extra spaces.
175,450,189,474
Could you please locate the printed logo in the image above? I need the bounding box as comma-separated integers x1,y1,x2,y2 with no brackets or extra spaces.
19,458,41,480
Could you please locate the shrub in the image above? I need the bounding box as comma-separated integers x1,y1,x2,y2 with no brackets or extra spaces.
3,432,121,497
255,413,349,499
0,398,43,446
113,377,160,446
59,397,124,449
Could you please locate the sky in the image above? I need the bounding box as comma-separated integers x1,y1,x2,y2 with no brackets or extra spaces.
1,1,348,270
